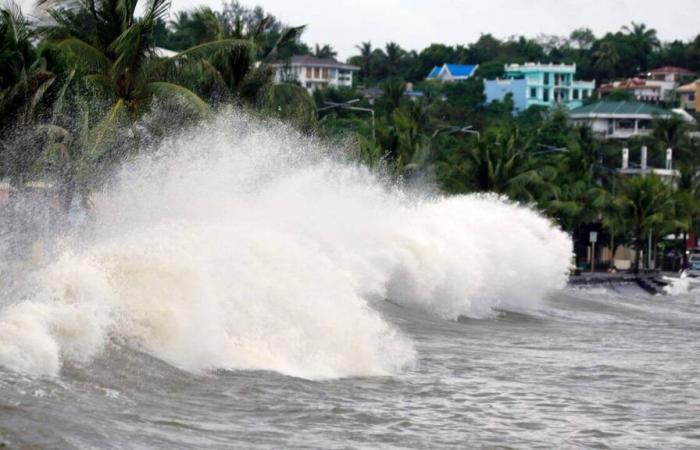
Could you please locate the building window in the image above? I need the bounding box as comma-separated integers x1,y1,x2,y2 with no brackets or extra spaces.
582,90,589,99
690,94,696,101
530,87,537,98
543,88,549,102
618,119,634,130
573,89,579,100
543,72,550,85
313,67,320,78
305,81,312,89
322,67,329,79
305,67,312,78
638,120,651,129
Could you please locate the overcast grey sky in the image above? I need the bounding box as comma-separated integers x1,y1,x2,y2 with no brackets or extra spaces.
165,0,699,60
21,0,699,59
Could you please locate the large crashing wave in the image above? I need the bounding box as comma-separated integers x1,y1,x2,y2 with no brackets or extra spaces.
0,112,572,378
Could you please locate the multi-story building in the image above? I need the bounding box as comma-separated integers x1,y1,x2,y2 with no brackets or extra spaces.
272,55,359,92
484,62,595,111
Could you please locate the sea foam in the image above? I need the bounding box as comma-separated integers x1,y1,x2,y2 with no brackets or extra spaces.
0,112,571,378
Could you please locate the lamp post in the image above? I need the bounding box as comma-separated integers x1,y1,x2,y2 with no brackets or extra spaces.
532,144,568,156
319,99,376,142
432,125,480,140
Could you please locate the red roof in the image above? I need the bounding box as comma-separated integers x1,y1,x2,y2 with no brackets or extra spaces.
599,78,659,93
648,66,694,75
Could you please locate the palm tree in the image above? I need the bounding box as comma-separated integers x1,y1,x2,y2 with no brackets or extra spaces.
170,8,304,106
355,41,372,82
615,175,676,272
168,7,223,51
592,41,620,80
0,3,58,128
313,43,337,59
0,2,57,185
39,0,250,136
652,114,689,157
455,126,553,202
622,22,659,71
384,42,403,76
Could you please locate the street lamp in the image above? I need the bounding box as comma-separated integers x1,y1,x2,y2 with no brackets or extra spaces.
319,99,376,142
532,144,568,156
432,125,480,140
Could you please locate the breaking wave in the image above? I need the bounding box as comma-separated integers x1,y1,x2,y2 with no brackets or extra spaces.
0,112,571,378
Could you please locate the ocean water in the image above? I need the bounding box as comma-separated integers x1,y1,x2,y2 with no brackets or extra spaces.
1,114,698,449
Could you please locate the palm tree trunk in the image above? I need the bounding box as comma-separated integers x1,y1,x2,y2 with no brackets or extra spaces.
633,229,642,273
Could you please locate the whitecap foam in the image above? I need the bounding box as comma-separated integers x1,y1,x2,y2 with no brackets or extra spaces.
0,112,571,378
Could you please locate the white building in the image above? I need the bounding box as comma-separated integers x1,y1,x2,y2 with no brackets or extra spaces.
272,55,359,92
599,78,671,103
569,101,673,139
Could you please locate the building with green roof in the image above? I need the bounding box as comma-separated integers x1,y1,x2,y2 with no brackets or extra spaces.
569,101,673,139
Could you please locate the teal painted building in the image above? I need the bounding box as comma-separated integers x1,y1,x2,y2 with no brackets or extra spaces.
485,63,595,110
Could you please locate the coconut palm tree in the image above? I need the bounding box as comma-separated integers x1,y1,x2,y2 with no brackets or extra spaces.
652,114,690,158
0,2,58,185
615,175,676,272
168,7,223,51
592,41,620,80
456,126,554,202
622,22,659,71
313,43,336,59
384,42,403,76
355,41,372,82
39,0,251,134
169,8,304,106
0,3,56,129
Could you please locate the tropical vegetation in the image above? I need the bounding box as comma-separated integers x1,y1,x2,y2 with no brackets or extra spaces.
1,0,700,273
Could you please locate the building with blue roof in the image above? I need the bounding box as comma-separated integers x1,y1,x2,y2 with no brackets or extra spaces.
426,64,479,82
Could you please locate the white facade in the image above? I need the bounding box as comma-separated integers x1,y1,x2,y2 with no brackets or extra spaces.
273,55,359,93
601,79,676,102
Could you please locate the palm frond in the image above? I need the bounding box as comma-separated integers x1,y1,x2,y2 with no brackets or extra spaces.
166,38,254,64
145,81,209,113
59,37,111,73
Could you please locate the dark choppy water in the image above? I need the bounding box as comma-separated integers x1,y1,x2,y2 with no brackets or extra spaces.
2,286,699,449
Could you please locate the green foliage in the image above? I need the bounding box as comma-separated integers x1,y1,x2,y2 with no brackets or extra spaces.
1,0,699,272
